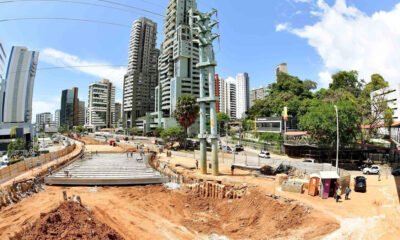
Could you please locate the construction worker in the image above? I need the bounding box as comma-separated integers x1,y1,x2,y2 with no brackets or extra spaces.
195,160,199,169
231,165,235,176
345,186,351,200
336,186,342,203
378,170,381,181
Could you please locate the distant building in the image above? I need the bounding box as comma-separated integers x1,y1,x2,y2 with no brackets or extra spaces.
123,17,159,128
219,77,227,115
255,116,298,133
276,63,288,77
36,112,52,132
0,46,39,151
226,79,237,119
60,87,79,129
0,40,6,80
87,79,115,131
236,73,250,119
78,101,85,126
114,102,122,127
250,87,266,107
54,109,60,128
370,84,400,122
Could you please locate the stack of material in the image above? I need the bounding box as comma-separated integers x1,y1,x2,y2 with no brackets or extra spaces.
187,181,247,199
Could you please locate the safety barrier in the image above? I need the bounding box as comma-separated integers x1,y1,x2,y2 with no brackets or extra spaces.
0,144,76,183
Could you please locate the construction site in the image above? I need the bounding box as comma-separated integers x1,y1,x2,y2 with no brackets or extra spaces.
0,135,399,240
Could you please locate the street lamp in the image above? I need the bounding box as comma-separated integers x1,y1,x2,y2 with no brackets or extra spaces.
334,105,339,174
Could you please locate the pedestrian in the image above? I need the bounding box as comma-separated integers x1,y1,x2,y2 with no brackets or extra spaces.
231,165,235,176
345,186,351,200
378,170,381,181
336,186,342,203
195,159,199,169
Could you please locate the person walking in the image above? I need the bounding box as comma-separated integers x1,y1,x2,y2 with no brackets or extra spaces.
378,170,381,181
231,165,235,176
336,186,342,203
195,159,199,169
345,186,351,200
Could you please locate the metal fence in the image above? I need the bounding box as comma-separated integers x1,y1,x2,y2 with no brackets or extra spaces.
0,144,76,183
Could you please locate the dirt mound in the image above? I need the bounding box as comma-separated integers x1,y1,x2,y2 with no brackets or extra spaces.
11,201,123,240
80,137,107,145
182,190,339,239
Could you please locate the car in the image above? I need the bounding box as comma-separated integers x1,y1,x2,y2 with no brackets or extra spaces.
354,176,367,192
392,167,400,176
258,150,270,159
234,144,244,152
222,145,234,153
363,165,380,175
358,163,372,171
303,159,315,163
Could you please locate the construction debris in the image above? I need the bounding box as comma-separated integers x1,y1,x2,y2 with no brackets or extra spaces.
187,181,247,199
0,178,43,209
10,193,124,240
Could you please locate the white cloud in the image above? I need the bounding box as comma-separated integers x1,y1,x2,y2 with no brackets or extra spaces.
40,48,126,89
275,23,290,32
32,97,60,122
281,0,400,87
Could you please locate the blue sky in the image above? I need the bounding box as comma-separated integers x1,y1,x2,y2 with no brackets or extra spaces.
1,0,400,118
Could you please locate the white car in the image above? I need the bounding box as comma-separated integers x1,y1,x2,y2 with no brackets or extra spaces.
363,165,380,175
258,150,270,159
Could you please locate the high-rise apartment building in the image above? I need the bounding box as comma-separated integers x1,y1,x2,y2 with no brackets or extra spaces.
60,87,79,129
236,73,250,119
36,112,52,131
0,40,6,80
250,87,266,107
78,101,85,126
219,77,226,115
0,46,38,151
54,109,60,128
114,102,122,126
0,46,39,123
226,79,237,119
371,83,400,121
87,79,115,131
155,0,203,122
123,17,159,128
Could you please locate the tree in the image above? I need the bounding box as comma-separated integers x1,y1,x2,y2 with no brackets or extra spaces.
247,72,316,119
160,127,185,146
216,112,230,135
74,126,85,133
7,138,26,156
299,100,361,146
173,95,199,136
330,70,362,97
58,126,68,134
128,128,143,136
384,108,394,137
153,127,164,137
9,127,17,138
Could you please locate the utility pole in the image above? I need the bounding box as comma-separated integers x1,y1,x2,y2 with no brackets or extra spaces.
193,9,220,176
334,105,339,173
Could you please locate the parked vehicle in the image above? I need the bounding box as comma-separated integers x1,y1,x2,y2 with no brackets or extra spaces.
222,145,234,153
363,165,380,175
358,163,372,171
303,159,315,163
392,167,400,176
234,144,244,152
354,176,367,192
258,150,270,159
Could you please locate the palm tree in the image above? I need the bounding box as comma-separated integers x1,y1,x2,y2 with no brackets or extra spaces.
174,95,199,140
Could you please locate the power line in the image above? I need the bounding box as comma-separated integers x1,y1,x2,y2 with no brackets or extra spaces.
0,0,164,18
98,0,164,17
0,17,131,27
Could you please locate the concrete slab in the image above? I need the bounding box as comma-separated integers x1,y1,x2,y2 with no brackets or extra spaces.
45,153,168,186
